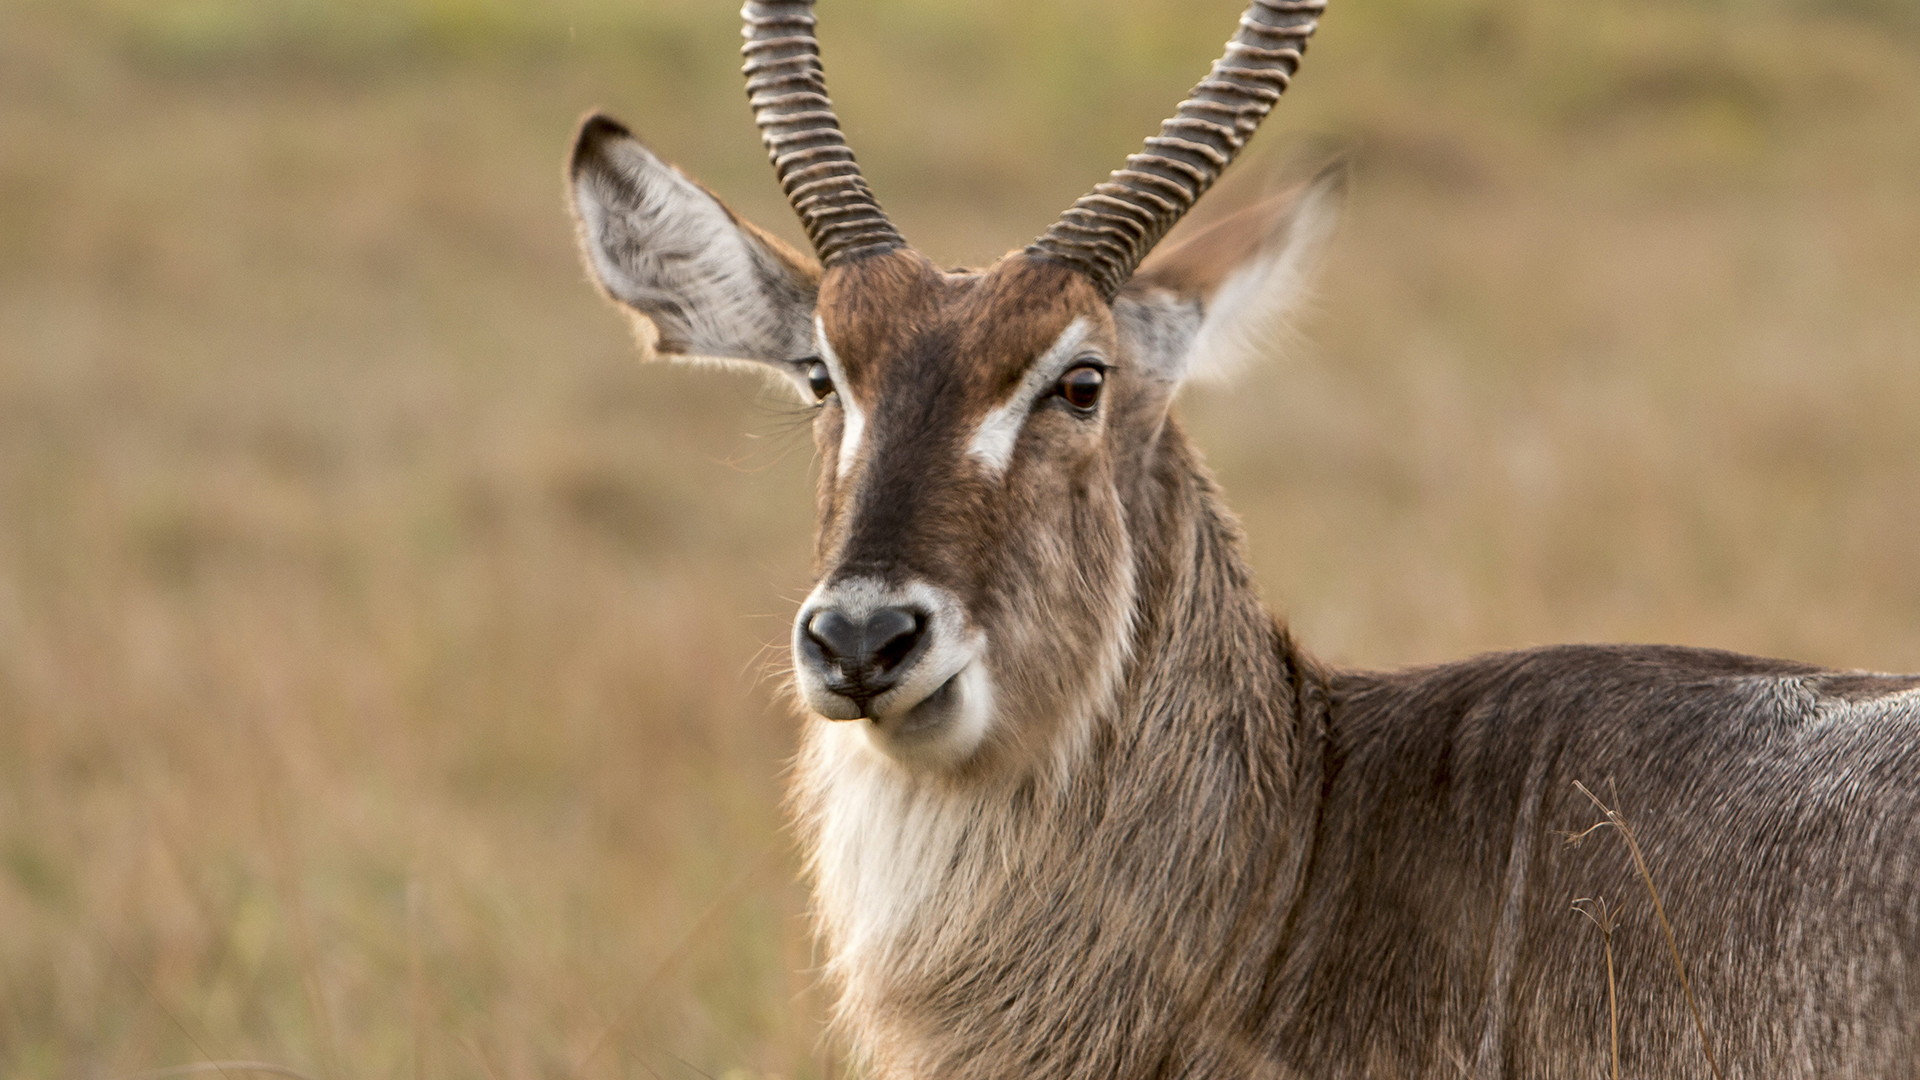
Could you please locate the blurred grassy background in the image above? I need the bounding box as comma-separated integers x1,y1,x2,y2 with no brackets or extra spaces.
1,0,1916,1077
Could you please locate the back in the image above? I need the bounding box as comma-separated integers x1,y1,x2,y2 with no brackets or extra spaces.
1273,645,1920,1078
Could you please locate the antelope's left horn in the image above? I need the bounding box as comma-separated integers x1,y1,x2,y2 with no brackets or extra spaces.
743,0,906,267
1027,0,1325,299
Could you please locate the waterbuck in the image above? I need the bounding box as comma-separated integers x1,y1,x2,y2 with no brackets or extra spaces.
567,1,1920,1076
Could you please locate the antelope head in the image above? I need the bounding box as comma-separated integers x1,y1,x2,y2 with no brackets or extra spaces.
571,0,1338,774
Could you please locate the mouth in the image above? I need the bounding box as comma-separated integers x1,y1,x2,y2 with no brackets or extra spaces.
874,670,963,735
854,661,993,767
802,660,992,768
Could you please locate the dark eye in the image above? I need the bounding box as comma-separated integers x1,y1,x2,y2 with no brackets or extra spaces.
806,360,834,402
1057,364,1105,412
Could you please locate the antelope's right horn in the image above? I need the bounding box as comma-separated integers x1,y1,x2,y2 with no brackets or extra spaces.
743,0,907,267
1027,0,1325,299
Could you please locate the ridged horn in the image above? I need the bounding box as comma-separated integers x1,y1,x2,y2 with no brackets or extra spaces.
1027,0,1325,299
742,0,906,266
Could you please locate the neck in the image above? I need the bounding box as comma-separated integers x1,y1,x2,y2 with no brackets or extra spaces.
1115,415,1313,788
792,417,1323,1079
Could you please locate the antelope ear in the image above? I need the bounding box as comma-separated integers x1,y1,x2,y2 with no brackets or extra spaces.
1117,163,1344,385
570,114,822,381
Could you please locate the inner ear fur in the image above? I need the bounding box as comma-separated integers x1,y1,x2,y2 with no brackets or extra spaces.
569,113,822,369
1131,163,1345,301
1120,162,1346,384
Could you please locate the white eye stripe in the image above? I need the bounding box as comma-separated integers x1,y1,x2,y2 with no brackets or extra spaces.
816,316,866,480
964,318,1094,477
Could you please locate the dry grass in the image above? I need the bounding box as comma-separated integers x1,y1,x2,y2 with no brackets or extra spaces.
1570,895,1621,1080
1,0,1916,1077
1571,783,1722,1080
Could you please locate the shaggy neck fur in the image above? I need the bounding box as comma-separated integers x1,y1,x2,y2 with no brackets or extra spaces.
791,418,1330,1080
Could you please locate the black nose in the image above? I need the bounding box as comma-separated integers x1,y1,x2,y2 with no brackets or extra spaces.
802,606,928,700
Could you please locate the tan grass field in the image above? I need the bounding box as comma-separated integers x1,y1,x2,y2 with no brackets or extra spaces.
1,0,1917,1077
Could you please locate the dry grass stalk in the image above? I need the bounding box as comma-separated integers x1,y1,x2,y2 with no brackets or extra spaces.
1571,896,1621,1080
103,937,236,1080
1572,780,1723,1080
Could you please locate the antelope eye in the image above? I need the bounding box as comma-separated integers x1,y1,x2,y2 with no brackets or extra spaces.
806,360,834,402
1058,364,1105,412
